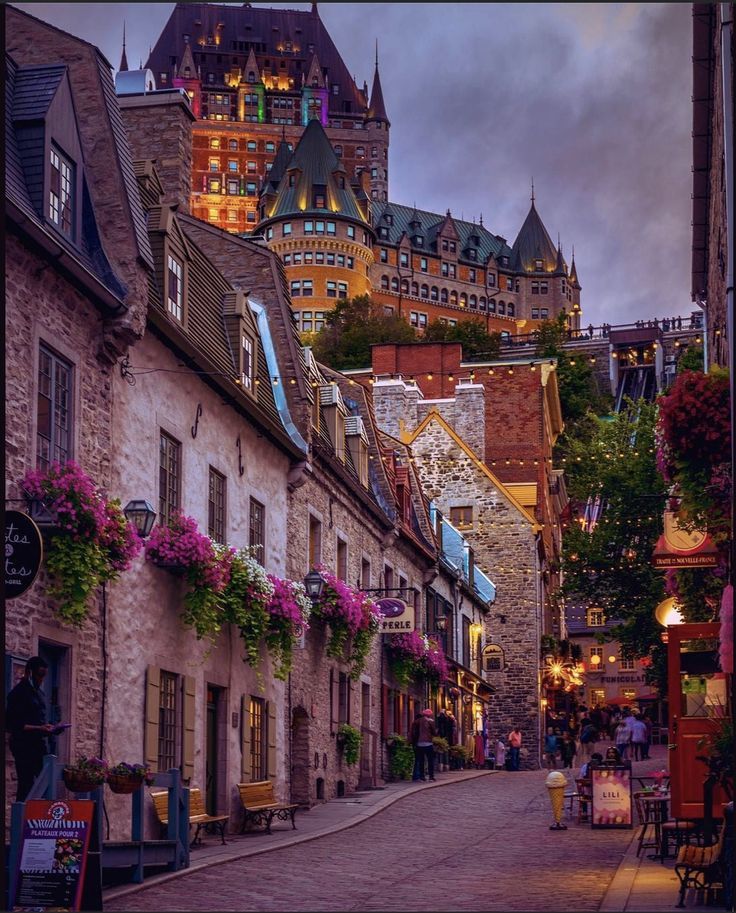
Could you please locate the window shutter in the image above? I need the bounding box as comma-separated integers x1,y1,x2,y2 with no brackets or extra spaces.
144,665,161,771
267,700,277,779
330,669,339,736
182,675,196,782
347,678,352,726
240,695,252,783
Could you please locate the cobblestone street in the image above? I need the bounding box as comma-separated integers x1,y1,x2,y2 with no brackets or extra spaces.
107,766,640,912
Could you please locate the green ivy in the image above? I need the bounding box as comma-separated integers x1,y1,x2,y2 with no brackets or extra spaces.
348,622,378,679
338,723,362,766
387,733,415,780
219,556,270,668
45,535,108,627
389,655,421,687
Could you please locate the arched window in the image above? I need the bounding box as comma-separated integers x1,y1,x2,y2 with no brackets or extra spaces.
450,291,458,306
420,284,429,299
430,286,439,301
411,282,419,296
334,144,343,157
381,275,389,290
440,288,448,303
391,277,399,292
479,297,487,310
459,293,467,308
401,279,409,293
507,302,515,317
488,298,496,312
469,295,477,309
498,301,506,315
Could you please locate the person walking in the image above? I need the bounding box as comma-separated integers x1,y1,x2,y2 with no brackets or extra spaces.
561,732,576,769
507,726,522,771
642,714,653,760
544,727,558,770
6,656,54,801
630,714,648,762
410,708,436,781
614,717,631,760
579,718,597,761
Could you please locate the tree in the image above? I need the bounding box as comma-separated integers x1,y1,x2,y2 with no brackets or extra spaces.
423,317,501,359
311,295,417,370
560,400,670,692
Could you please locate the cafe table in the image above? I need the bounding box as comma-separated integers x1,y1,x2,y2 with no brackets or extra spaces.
640,791,670,864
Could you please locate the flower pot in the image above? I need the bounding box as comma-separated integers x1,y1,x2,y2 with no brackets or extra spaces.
63,769,104,792
107,773,144,794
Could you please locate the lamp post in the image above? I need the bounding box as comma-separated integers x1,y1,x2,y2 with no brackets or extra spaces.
303,569,325,604
123,500,157,538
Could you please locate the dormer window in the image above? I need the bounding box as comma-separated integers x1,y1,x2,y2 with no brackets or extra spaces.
414,235,424,247
535,259,543,270
49,147,74,238
468,249,477,260
384,213,393,226
167,254,184,321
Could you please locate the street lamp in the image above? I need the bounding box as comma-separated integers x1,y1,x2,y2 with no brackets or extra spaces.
435,613,448,632
123,500,157,538
303,569,325,603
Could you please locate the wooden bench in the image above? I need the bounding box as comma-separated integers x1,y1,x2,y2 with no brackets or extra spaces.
674,825,724,907
237,780,299,834
151,787,228,846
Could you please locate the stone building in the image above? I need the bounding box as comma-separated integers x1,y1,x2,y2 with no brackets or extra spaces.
5,5,151,809
691,3,733,370
368,368,559,769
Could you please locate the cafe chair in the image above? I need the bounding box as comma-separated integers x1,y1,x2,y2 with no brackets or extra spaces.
574,778,593,824
634,791,661,857
660,817,700,859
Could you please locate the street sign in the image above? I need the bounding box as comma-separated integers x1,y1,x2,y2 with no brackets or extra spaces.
377,598,415,633
5,510,43,599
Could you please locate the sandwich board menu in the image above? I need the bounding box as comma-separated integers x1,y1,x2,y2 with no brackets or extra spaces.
590,763,633,828
11,799,94,911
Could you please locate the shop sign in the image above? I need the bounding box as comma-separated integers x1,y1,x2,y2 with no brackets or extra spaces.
482,644,504,672
652,511,719,568
377,598,415,633
590,764,633,829
10,799,94,911
600,675,644,684
5,510,43,600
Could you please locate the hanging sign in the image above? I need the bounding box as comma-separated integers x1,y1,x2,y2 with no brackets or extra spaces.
10,799,94,911
5,510,43,600
652,511,719,568
590,764,633,828
377,598,415,633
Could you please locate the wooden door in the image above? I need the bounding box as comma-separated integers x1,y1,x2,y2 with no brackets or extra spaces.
667,622,729,818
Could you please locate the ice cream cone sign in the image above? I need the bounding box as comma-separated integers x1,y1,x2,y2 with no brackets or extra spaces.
545,770,568,830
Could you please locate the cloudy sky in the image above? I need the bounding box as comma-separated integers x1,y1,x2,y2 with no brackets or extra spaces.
13,2,695,326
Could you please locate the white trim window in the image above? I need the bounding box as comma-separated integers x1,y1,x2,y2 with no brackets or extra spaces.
167,255,184,321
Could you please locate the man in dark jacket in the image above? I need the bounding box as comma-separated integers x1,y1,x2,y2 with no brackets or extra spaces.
6,656,53,800
410,709,437,781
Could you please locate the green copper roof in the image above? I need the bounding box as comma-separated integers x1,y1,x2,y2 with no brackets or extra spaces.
370,201,513,265
264,118,366,222
510,202,559,273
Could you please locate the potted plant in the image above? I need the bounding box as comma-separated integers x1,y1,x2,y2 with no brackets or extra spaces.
21,462,141,627
107,762,155,794
449,745,470,770
337,723,362,766
62,757,108,792
386,733,415,781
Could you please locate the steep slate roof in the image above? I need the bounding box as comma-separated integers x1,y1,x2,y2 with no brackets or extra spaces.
146,3,367,115
510,201,559,273
5,55,127,303
371,201,513,265
265,118,366,222
262,137,293,193
367,62,389,125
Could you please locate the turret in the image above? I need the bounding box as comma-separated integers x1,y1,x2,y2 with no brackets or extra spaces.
172,40,202,117
301,53,329,126
119,23,129,73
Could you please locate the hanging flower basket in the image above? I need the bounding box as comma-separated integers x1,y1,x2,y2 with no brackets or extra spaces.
63,756,108,792
106,773,142,794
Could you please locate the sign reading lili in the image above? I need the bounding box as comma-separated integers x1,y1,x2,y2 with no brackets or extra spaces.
5,510,43,600
377,598,415,633
590,765,633,829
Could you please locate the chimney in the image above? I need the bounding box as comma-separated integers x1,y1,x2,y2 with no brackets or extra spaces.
118,88,195,213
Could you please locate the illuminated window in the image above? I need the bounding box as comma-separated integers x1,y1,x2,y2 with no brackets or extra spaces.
587,608,605,626
619,657,635,671
249,498,265,564
249,697,266,780
210,137,221,149
450,506,473,530
209,157,220,172
241,334,254,389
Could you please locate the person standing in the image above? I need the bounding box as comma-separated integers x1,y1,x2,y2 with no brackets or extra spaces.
6,656,54,801
561,732,576,769
544,727,558,770
642,714,653,760
614,717,632,760
507,726,522,771
410,709,436,781
630,714,648,762
579,718,598,761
